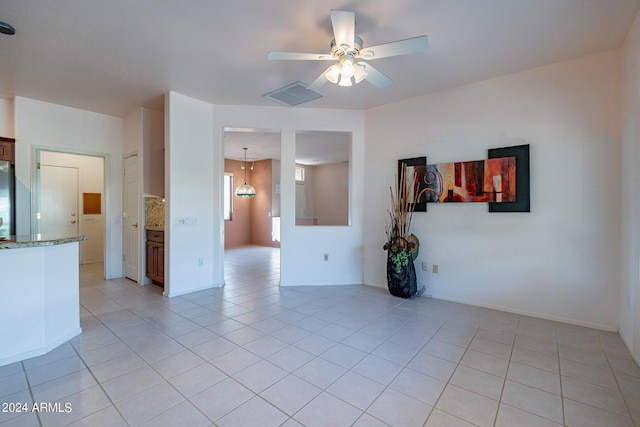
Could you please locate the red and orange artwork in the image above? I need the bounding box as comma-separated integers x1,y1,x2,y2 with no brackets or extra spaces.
425,157,516,203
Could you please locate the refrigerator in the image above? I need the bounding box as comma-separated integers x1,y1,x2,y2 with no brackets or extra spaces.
0,160,15,239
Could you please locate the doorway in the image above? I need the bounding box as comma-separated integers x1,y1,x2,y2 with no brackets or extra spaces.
223,128,281,287
35,150,106,272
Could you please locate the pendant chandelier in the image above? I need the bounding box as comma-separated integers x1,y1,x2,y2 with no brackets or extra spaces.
235,147,256,198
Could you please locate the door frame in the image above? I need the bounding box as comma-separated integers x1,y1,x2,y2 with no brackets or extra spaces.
32,146,111,279
221,127,282,286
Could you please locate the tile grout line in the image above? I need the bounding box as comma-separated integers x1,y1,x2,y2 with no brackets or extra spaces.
20,360,43,427
68,339,133,427
86,288,231,425
76,292,219,426
492,317,519,427
415,317,476,426
600,333,637,427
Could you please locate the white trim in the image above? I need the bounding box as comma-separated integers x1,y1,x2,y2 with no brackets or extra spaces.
363,282,618,332
0,328,81,368
429,292,617,331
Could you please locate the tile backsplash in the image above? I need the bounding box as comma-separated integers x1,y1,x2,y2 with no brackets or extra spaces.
145,196,165,228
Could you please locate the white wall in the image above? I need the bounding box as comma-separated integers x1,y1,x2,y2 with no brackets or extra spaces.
144,109,165,198
14,97,123,279
213,105,365,287
272,159,281,217
165,92,217,296
314,162,349,225
0,99,14,138
296,163,315,218
620,10,640,363
364,50,621,330
39,151,104,264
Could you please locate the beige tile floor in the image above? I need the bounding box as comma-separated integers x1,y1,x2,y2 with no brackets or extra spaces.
1,245,639,426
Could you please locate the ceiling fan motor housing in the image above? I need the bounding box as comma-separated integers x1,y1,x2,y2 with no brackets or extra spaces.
330,36,363,58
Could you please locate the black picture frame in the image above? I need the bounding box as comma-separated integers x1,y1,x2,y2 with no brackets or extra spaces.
488,144,530,212
398,156,427,212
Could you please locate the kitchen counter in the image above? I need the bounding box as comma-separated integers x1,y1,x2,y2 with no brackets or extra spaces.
0,233,87,249
145,226,164,232
0,235,84,366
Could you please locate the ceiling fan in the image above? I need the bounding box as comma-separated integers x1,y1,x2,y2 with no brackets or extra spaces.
268,9,429,91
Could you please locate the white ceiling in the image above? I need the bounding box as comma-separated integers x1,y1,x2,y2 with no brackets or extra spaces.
1,0,638,119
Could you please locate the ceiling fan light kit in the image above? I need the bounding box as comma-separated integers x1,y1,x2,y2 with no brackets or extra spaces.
267,9,428,96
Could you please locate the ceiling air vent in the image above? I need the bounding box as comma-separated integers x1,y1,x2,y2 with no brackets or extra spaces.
263,81,324,107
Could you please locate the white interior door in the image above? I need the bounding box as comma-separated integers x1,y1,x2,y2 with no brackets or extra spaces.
123,154,139,282
40,165,79,236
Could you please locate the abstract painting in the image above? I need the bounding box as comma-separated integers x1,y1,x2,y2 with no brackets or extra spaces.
425,157,516,203
398,157,428,212
488,144,530,212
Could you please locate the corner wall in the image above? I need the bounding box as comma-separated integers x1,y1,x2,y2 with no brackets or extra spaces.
250,159,278,247
0,99,14,138
364,50,621,330
165,92,218,296
620,10,640,363
313,162,349,226
224,158,251,248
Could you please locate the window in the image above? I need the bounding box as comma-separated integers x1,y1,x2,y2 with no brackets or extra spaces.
295,166,305,182
224,173,233,220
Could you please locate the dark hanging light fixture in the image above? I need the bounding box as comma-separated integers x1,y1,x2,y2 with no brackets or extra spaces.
235,147,256,198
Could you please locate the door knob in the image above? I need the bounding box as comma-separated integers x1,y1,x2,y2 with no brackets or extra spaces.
70,219,77,224
71,213,76,216
132,223,138,228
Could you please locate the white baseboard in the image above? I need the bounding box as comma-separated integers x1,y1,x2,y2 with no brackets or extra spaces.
428,293,617,331
0,327,82,368
619,333,640,368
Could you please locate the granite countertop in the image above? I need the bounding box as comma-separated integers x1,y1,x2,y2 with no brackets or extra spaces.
0,234,87,249
145,226,164,232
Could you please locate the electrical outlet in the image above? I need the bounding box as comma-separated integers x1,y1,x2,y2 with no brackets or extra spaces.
198,257,204,267
323,253,329,262
421,262,428,271
432,264,439,274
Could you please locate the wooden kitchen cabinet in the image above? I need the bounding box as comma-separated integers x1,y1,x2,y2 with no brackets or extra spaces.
0,137,15,163
146,229,164,288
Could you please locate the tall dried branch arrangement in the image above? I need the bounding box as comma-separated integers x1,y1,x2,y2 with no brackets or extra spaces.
384,163,435,250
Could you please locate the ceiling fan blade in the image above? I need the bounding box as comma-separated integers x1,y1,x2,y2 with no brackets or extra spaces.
330,9,355,50
307,66,332,92
268,52,335,61
360,63,392,88
357,35,429,60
